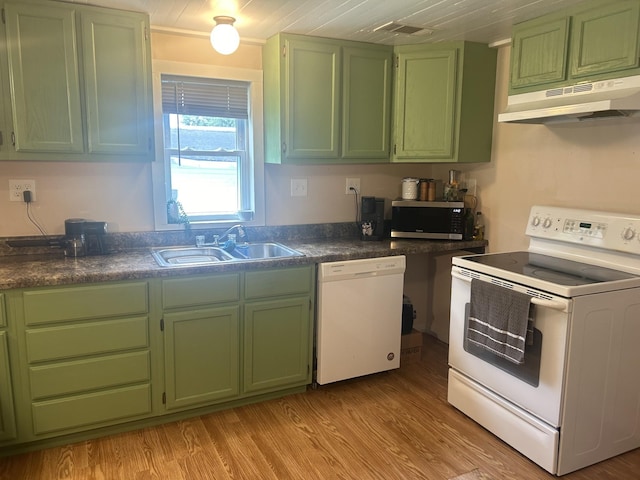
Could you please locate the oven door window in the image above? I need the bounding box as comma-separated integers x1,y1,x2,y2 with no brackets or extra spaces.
463,303,542,387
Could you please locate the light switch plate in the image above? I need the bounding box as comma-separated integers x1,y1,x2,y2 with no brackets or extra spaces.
291,178,307,197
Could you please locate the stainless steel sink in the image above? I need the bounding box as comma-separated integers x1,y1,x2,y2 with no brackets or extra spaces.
231,242,304,260
152,246,236,267
152,242,304,267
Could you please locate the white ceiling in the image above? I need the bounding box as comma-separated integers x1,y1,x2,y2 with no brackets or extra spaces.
61,0,588,46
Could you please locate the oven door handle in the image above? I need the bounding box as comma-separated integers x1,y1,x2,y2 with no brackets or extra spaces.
451,270,568,311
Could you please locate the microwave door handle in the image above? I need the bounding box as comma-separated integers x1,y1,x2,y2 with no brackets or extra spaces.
451,270,568,312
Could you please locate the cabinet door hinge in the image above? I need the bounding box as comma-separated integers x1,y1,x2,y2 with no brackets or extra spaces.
395,55,399,68
11,132,15,147
1,8,5,25
162,392,166,404
282,45,287,58
309,299,312,311
144,26,149,41
393,144,397,155
282,142,287,153
160,318,164,331
0,131,3,146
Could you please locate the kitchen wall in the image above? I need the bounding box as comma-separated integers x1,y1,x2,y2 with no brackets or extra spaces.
0,31,434,236
2,30,640,246
434,45,640,254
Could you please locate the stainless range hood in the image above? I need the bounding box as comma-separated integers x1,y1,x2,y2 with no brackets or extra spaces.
498,75,640,124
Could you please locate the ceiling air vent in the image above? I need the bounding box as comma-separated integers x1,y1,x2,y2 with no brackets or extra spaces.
374,21,434,36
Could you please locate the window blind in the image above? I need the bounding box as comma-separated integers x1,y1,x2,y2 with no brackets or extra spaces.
161,75,249,119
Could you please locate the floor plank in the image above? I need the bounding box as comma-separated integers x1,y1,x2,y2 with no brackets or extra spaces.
1,334,639,479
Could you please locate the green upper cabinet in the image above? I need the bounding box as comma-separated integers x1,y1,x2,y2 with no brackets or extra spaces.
341,46,392,159
3,0,153,161
510,17,570,90
79,9,151,155
570,1,640,79
264,33,392,164
5,2,83,153
284,37,341,160
509,0,640,94
393,42,497,164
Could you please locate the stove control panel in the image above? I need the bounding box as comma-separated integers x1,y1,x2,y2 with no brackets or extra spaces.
562,219,607,238
526,205,640,256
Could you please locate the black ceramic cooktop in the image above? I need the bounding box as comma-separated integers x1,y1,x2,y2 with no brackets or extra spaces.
466,251,636,286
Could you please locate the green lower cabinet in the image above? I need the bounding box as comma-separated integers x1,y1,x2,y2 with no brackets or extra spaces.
0,331,17,442
243,296,311,394
163,306,240,410
14,281,153,440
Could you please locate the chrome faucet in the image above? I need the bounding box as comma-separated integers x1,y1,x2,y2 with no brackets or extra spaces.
216,224,247,245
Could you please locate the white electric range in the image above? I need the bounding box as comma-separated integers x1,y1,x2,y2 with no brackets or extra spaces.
447,205,640,475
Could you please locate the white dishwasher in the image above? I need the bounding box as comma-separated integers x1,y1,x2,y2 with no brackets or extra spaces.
316,255,406,385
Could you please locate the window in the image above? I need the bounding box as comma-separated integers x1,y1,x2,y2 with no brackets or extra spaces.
151,61,264,230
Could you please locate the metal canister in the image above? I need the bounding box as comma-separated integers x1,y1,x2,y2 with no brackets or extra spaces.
419,179,429,201
427,179,436,201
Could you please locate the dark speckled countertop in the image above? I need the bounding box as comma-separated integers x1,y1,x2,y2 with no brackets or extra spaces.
0,224,487,289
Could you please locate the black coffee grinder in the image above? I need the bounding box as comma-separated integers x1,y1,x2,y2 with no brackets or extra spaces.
64,218,108,257
360,197,385,241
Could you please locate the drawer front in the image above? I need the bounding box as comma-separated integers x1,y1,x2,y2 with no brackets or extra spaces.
29,351,150,400
0,294,5,328
162,273,240,309
32,384,151,435
24,282,148,326
245,266,312,299
26,316,148,363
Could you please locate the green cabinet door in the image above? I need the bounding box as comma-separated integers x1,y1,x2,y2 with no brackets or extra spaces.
342,46,392,160
394,48,457,160
164,306,240,410
4,1,152,160
80,9,152,155
284,37,340,160
243,297,311,394
0,331,17,442
264,33,392,164
393,42,496,163
510,17,569,90
570,1,640,79
5,2,83,153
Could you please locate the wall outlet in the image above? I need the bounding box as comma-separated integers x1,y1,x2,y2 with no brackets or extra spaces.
9,179,36,202
345,177,360,195
290,178,308,197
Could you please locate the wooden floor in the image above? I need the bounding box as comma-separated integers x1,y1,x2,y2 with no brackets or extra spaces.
2,334,640,479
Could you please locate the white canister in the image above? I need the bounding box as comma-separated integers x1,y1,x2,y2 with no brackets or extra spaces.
401,177,419,200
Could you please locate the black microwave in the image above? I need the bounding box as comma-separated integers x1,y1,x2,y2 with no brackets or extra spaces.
391,200,465,240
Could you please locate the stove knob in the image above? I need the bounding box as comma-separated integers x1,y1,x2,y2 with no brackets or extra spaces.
531,216,541,227
543,217,553,229
621,227,636,241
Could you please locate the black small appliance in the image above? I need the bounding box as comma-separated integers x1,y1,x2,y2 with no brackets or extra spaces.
64,218,108,257
360,197,385,241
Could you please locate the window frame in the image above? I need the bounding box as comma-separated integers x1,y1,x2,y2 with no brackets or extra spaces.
151,60,265,230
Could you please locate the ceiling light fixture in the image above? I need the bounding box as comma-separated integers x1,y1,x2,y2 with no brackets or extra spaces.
210,16,240,55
